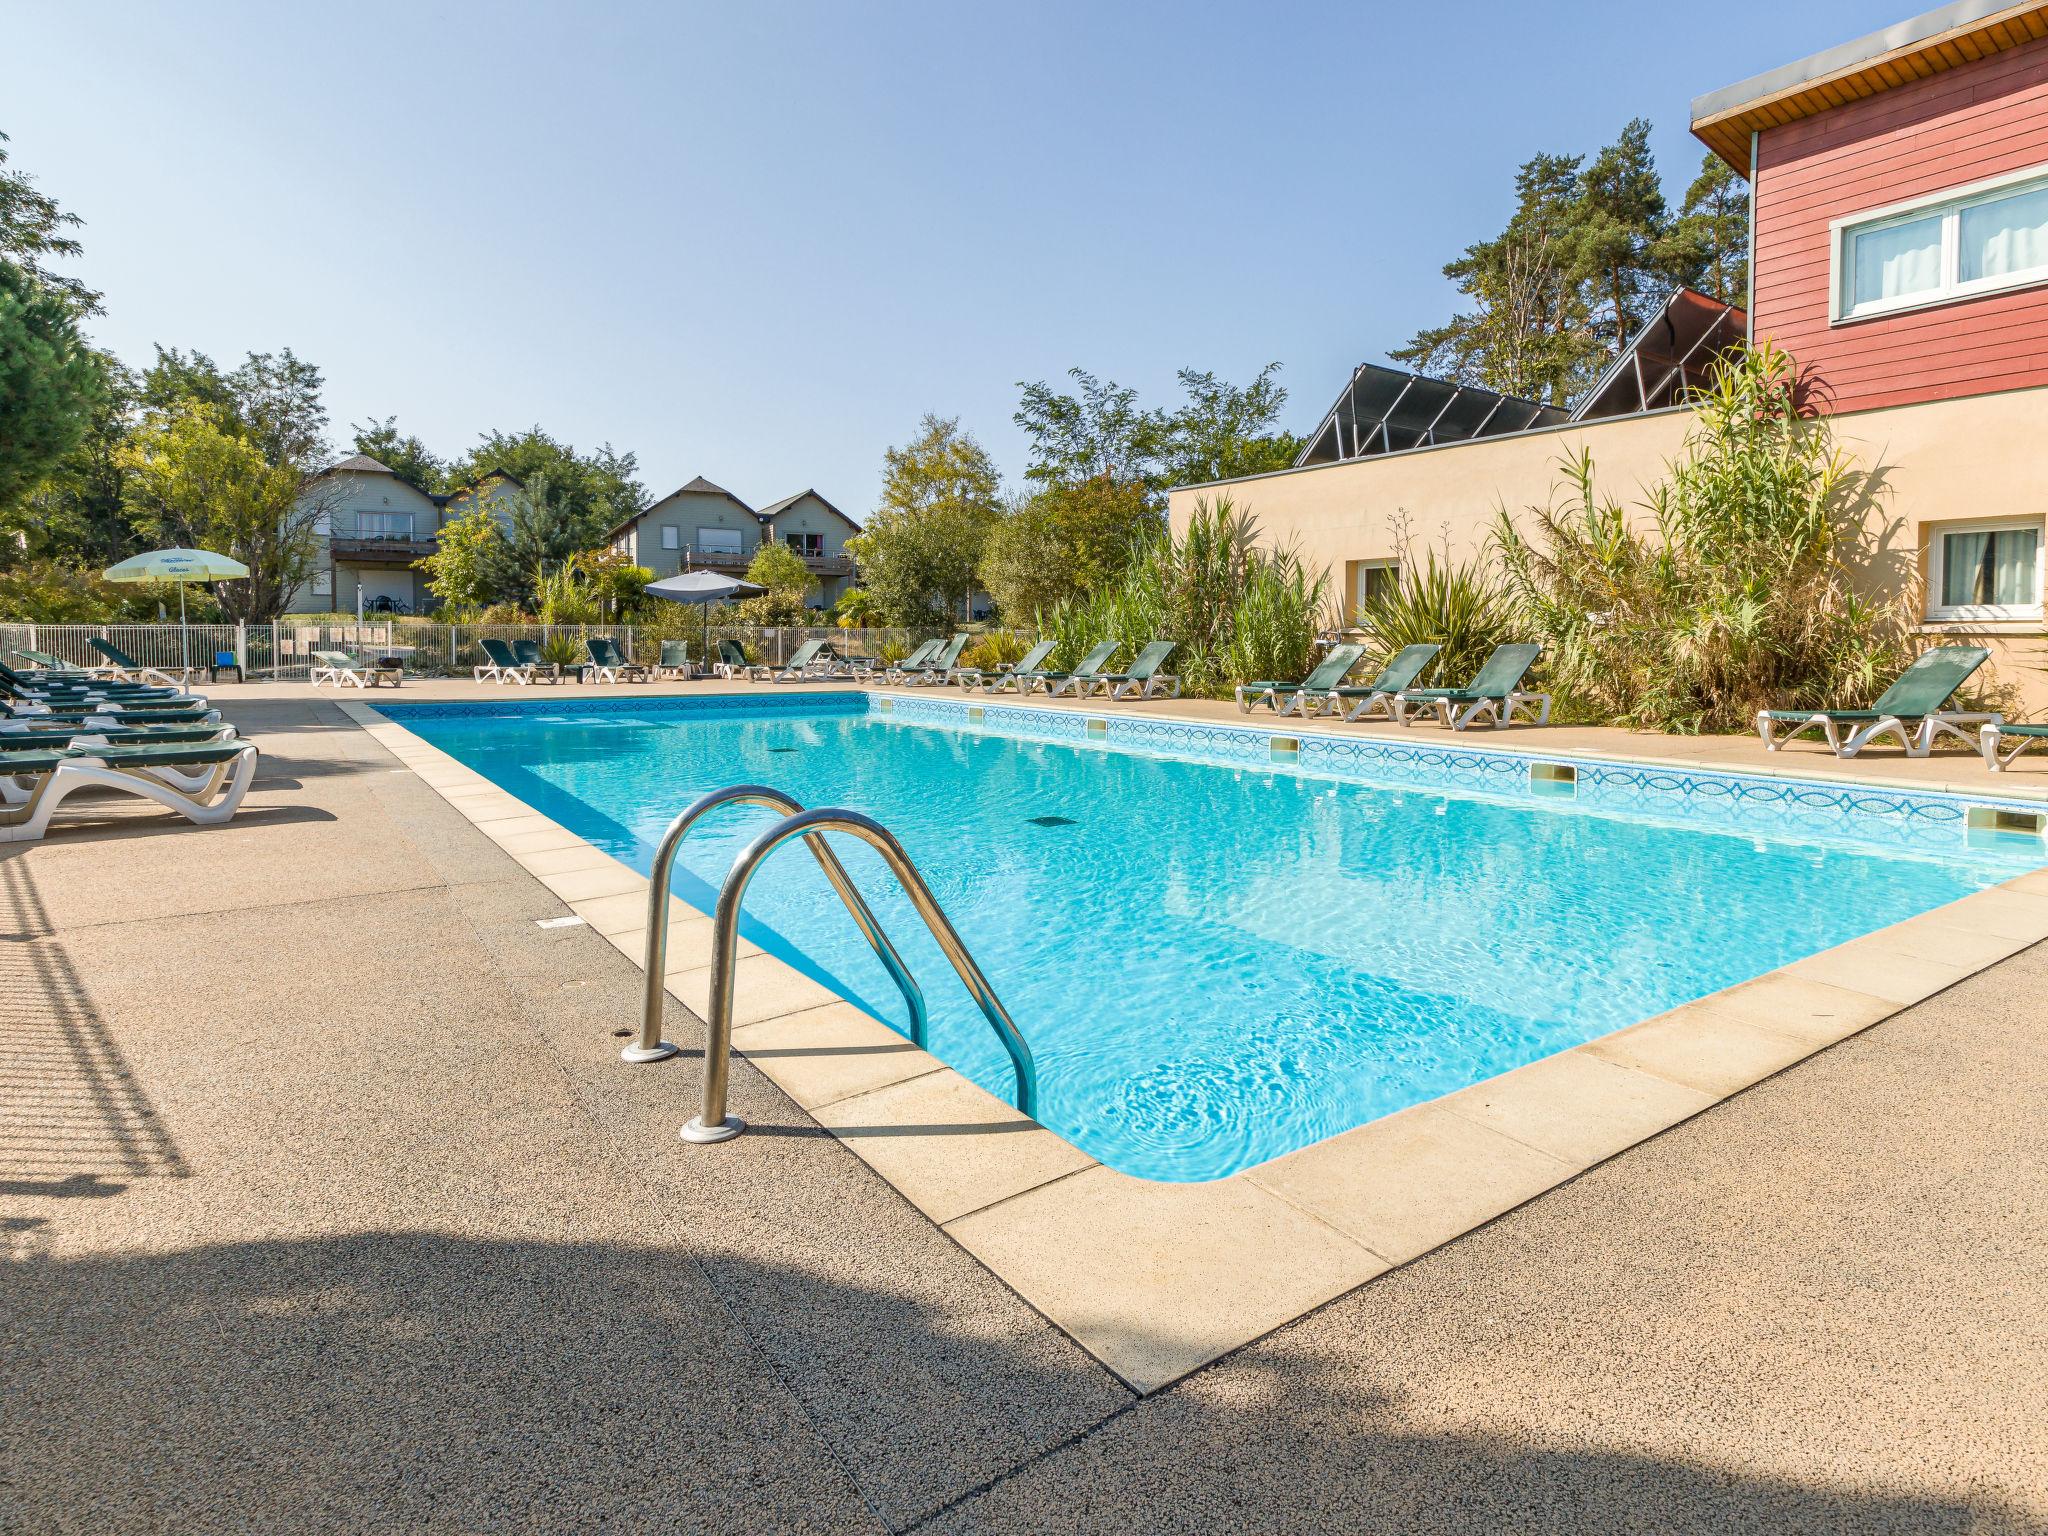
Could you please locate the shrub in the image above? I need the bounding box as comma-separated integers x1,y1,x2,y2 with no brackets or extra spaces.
1353,548,1512,689
1038,496,1331,696
1493,342,1916,733
960,629,1029,673
541,631,583,668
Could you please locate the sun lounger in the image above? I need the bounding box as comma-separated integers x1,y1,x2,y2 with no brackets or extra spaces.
959,640,1054,692
1397,644,1550,730
1037,641,1121,698
712,639,772,680
472,637,530,685
583,636,648,683
0,661,190,702
15,649,104,677
1088,640,1181,701
875,638,940,683
0,722,235,751
87,637,194,689
0,739,259,842
1324,644,1442,721
1757,646,1994,758
310,650,372,688
766,638,841,682
501,640,560,684
1981,721,2048,771
653,641,691,679
898,634,969,686
1236,644,1366,716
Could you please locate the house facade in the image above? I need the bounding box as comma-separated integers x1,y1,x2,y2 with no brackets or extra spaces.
608,477,861,608
288,455,524,615
1167,0,2048,711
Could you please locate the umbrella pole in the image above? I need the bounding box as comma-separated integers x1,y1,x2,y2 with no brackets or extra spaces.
179,581,188,673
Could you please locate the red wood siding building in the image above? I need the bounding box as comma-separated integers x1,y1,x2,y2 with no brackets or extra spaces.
1751,30,2048,412
1692,2,2048,416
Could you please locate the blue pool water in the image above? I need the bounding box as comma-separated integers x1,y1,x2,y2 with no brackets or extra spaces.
391,695,2048,1181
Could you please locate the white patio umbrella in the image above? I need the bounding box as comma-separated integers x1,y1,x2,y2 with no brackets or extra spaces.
104,547,250,670
642,571,765,672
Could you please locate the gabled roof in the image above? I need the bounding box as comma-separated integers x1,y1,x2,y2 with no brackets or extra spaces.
608,474,758,542
755,489,862,531
1691,1,2048,171
322,453,396,476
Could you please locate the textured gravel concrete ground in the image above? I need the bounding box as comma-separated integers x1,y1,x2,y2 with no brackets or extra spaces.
4,695,2046,1533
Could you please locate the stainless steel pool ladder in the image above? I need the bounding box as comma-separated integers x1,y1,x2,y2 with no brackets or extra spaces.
625,784,1038,1144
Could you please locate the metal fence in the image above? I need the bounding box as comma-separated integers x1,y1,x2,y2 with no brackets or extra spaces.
0,621,951,679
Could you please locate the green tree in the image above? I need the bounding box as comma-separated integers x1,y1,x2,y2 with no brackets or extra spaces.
573,545,652,619
352,415,445,493
415,496,503,610
849,414,1002,627
1668,153,1751,308
1158,363,1302,486
479,475,613,607
833,586,879,629
0,259,102,520
120,405,319,620
977,476,1160,621
1392,150,1595,405
1014,368,1163,489
1574,120,1671,356
446,427,645,532
142,346,330,469
0,130,101,315
736,545,816,624
8,348,142,569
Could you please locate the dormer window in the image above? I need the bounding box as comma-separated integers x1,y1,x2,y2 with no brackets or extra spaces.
1834,164,2048,322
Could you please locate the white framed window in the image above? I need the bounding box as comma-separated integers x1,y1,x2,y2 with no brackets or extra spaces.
1346,558,1401,619
661,525,680,550
697,526,744,556
1833,163,2048,322
312,570,333,597
1927,518,2044,621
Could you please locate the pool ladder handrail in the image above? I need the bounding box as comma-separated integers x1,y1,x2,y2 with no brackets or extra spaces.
629,785,1038,1145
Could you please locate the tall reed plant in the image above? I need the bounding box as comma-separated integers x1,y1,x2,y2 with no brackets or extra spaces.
1492,342,1916,733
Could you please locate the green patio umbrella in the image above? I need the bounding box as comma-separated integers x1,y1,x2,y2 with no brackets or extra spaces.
104,547,251,668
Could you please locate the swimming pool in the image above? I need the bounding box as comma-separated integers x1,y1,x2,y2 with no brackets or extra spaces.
387,693,2048,1181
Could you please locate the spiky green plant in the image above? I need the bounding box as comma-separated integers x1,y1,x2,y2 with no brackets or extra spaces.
1353,548,1511,688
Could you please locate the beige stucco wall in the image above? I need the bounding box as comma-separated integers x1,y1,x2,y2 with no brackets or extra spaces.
1167,385,2048,718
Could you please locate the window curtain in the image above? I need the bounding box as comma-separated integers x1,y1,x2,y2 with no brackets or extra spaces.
1943,528,2039,608
1852,215,1943,308
1961,184,2048,282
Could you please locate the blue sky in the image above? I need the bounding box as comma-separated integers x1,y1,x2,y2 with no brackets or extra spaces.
14,0,1891,511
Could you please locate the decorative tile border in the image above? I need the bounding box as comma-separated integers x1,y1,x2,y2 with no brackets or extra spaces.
342,688,2048,1397
379,690,867,724
890,691,2048,860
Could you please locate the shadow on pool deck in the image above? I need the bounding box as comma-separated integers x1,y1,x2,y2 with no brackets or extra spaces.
0,1229,2001,1536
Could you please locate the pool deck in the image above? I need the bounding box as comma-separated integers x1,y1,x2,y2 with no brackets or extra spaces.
7,676,2048,1529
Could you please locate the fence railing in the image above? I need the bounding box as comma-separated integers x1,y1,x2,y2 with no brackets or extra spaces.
0,621,967,679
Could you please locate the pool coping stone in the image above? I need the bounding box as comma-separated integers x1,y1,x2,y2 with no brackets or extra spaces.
340,693,2048,1395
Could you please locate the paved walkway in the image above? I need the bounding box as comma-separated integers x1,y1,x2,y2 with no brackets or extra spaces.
4,694,2046,1532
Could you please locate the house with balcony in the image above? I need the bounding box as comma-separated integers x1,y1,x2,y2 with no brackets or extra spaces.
608,476,861,607
288,456,524,614
1168,0,2048,711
